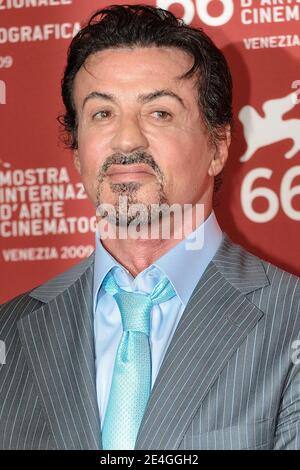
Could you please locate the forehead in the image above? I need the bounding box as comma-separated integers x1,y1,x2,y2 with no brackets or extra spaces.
73,46,197,104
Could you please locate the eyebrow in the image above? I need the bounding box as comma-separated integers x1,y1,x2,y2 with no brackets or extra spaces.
81,89,186,110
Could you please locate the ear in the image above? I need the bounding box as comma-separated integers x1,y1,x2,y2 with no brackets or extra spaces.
208,125,231,177
73,150,81,175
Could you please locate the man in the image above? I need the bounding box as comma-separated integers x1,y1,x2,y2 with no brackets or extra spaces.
0,4,299,450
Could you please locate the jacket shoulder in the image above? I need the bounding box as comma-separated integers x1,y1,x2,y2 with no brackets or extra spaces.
260,258,300,300
0,253,95,336
0,291,42,341
214,234,300,308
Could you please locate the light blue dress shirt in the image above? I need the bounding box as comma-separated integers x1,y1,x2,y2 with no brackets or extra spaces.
93,211,223,426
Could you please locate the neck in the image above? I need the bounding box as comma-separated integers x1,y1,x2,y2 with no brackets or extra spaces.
98,202,213,277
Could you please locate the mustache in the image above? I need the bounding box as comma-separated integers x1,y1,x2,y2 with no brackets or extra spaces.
98,151,163,180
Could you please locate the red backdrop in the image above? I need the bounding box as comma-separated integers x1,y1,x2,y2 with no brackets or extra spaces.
0,0,300,304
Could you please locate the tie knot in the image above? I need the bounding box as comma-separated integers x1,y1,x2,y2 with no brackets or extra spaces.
102,270,176,335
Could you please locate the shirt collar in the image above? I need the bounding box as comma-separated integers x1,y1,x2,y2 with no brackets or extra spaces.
153,210,223,306
93,228,124,313
93,210,223,311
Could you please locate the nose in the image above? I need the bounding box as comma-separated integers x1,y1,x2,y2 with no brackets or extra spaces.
110,114,149,153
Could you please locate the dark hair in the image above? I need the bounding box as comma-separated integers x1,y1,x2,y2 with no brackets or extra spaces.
59,3,232,150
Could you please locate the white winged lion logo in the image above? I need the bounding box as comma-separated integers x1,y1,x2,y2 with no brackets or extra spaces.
239,91,300,162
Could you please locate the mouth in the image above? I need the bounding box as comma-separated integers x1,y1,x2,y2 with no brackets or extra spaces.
105,164,155,182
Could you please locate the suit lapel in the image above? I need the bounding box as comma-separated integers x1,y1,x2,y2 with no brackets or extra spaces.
135,235,269,450
17,254,101,449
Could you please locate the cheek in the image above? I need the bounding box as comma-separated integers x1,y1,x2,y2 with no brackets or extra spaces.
159,135,208,176
162,136,212,200
77,131,107,175
75,144,103,203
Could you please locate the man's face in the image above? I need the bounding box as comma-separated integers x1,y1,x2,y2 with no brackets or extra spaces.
73,46,229,223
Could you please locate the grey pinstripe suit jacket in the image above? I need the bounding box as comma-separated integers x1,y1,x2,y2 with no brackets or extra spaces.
1,234,300,450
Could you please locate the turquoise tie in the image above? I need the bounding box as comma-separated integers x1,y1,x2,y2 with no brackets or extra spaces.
101,270,176,450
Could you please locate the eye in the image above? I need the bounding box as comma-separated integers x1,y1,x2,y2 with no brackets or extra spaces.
152,110,172,120
92,110,112,120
